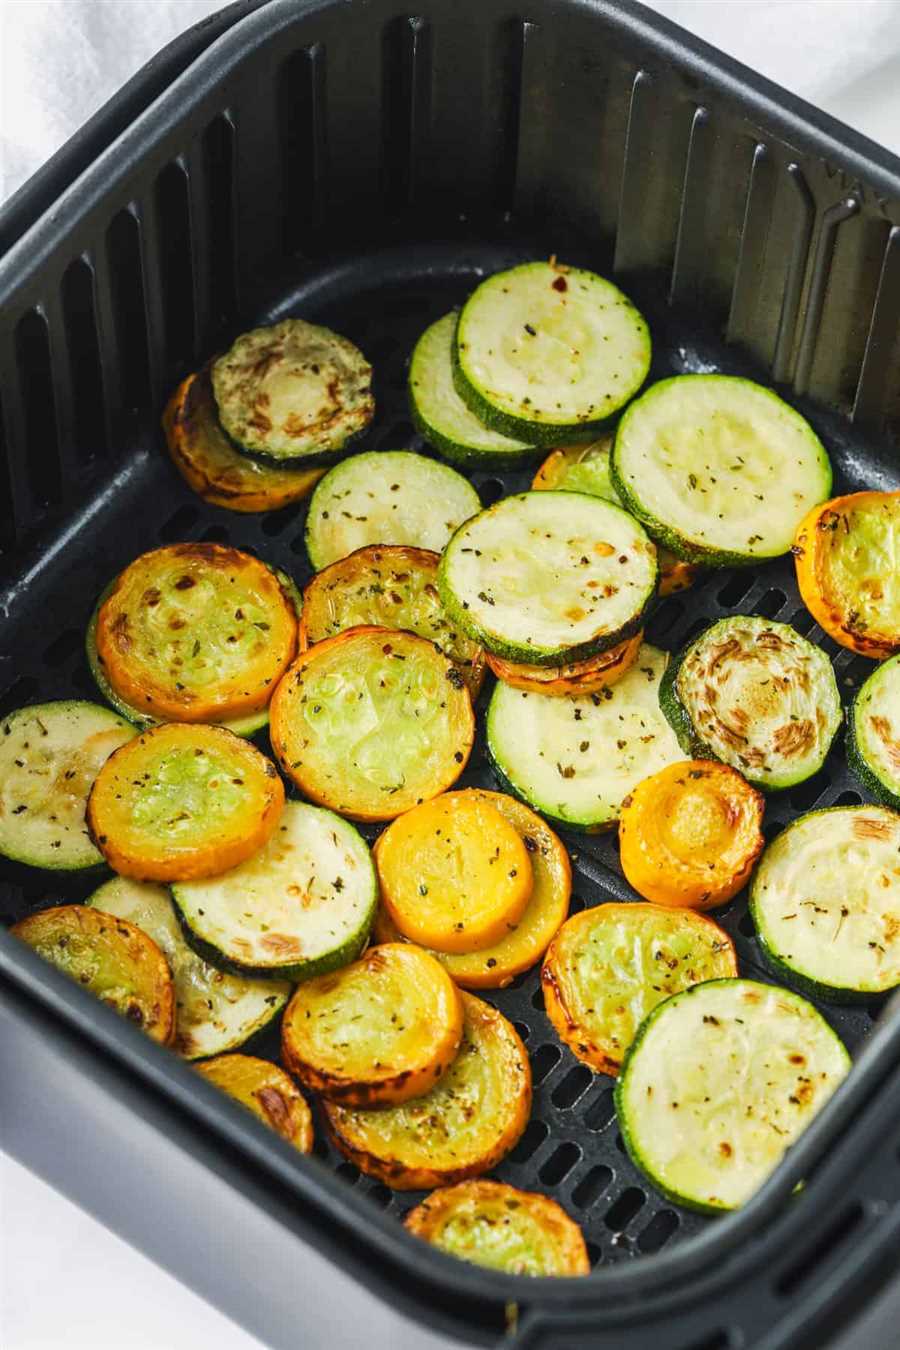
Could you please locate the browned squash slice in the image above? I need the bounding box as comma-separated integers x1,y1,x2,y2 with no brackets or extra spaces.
195,1053,314,1152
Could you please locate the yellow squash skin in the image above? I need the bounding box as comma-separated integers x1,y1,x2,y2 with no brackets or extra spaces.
485,631,642,696
196,1054,314,1153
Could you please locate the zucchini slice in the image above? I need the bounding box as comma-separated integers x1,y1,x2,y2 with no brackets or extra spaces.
405,1180,590,1276
298,544,485,698
305,450,480,571
195,1054,314,1153
794,491,900,659
615,979,850,1212
281,943,464,1106
0,701,135,871
611,375,833,565
86,877,289,1060
269,626,475,822
11,904,175,1044
487,643,683,831
542,903,737,1076
619,760,765,909
87,723,284,883
532,438,698,597
485,631,642,697
93,543,298,725
439,491,658,666
324,991,531,1189
750,806,900,1000
372,790,571,989
660,616,842,791
172,800,376,981
373,791,533,954
211,318,374,465
164,369,324,513
848,653,900,808
453,261,651,445
408,312,535,467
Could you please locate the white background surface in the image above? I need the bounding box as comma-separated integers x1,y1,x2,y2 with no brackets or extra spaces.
2,2,900,1348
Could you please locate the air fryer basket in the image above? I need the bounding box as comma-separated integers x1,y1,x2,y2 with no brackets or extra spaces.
3,2,900,1347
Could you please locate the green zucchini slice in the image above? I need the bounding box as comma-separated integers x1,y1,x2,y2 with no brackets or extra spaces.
615,979,850,1212
211,319,374,465
172,800,377,981
439,491,658,666
611,375,832,565
87,877,289,1059
486,643,683,831
408,312,535,467
659,616,841,791
0,701,135,871
453,262,651,445
305,450,480,571
750,806,900,1000
848,654,900,808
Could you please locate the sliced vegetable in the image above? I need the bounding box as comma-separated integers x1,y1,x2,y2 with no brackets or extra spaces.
543,903,737,1075
195,1054,314,1152
611,375,832,565
86,877,289,1060
87,723,284,882
485,631,642,697
163,368,324,512
619,761,764,909
659,616,841,791
453,261,650,445
305,450,480,571
211,318,373,465
11,904,174,1044
324,991,531,1189
0,701,135,872
848,653,900,808
298,544,485,698
439,491,657,666
373,790,571,988
405,1180,590,1276
615,979,850,1212
270,626,474,822
794,491,900,659
281,944,463,1106
373,792,532,954
532,438,698,596
487,643,682,831
172,800,376,981
750,806,900,1000
408,312,535,467
94,543,298,724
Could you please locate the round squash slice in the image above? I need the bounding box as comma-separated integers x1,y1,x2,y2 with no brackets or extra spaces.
374,792,533,954
86,723,284,882
281,944,463,1106
485,631,642,697
848,652,900,809
325,991,531,1189
196,1054,314,1153
372,790,571,989
11,904,175,1044
94,543,298,723
163,369,325,512
405,1180,590,1276
794,491,900,659
619,760,765,909
270,626,475,822
298,545,485,698
542,903,737,1075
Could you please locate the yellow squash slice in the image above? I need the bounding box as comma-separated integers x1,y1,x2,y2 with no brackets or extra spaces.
484,631,642,697
196,1054,314,1153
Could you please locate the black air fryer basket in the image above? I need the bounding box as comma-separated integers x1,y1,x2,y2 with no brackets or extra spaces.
3,2,900,1347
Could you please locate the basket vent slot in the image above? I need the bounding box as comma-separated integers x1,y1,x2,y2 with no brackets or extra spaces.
832,789,862,808
381,17,431,211
571,1164,612,1210
510,1117,549,1163
278,44,326,252
775,1200,866,1295
646,595,685,641
202,115,237,333
676,1333,732,1350
789,606,816,635
539,1141,580,1185
717,573,755,608
105,210,151,414
0,676,39,720
637,1208,680,1253
582,1086,616,1132
604,1185,645,1231
753,587,786,619
42,628,82,669
61,258,107,464
0,392,14,546
788,771,830,813
530,1042,561,1085
551,1065,592,1109
154,162,195,375
513,1020,531,1043
15,309,62,510
158,503,200,541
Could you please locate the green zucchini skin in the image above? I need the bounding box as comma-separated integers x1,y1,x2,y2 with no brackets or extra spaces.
657,646,705,760
847,655,900,810
171,906,370,985
450,340,604,448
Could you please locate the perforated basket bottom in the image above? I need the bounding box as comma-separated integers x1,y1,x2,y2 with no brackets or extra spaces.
0,240,891,1272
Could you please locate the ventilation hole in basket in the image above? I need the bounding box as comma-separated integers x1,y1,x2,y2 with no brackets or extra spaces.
775,1201,865,1295
0,393,13,546
530,985,545,1013
201,525,230,544
587,1241,603,1268
385,420,415,446
831,789,862,808
154,161,195,374
582,1086,616,1132
42,629,82,669
381,16,431,211
480,478,505,506
290,532,308,556
539,1141,581,1186
61,258,108,464
311,1135,329,1160
0,676,39,720
509,1118,549,1163
789,606,815,636
646,596,684,640
15,309,62,510
504,969,532,991
717,573,755,608
867,1002,884,1023
278,45,326,252
571,1164,612,1210
551,1065,592,1109
637,1208,680,1253
680,1333,732,1350
763,819,785,845
737,911,756,939
789,772,829,813
753,587,786,619
604,1187,645,1231
680,614,713,646
335,1162,360,1185
568,892,587,914
530,1043,561,1085
105,209,151,413
614,1132,627,1154
202,115,237,332
261,508,297,538
158,504,200,541
513,1020,531,1043
839,655,874,693
367,1184,393,1209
